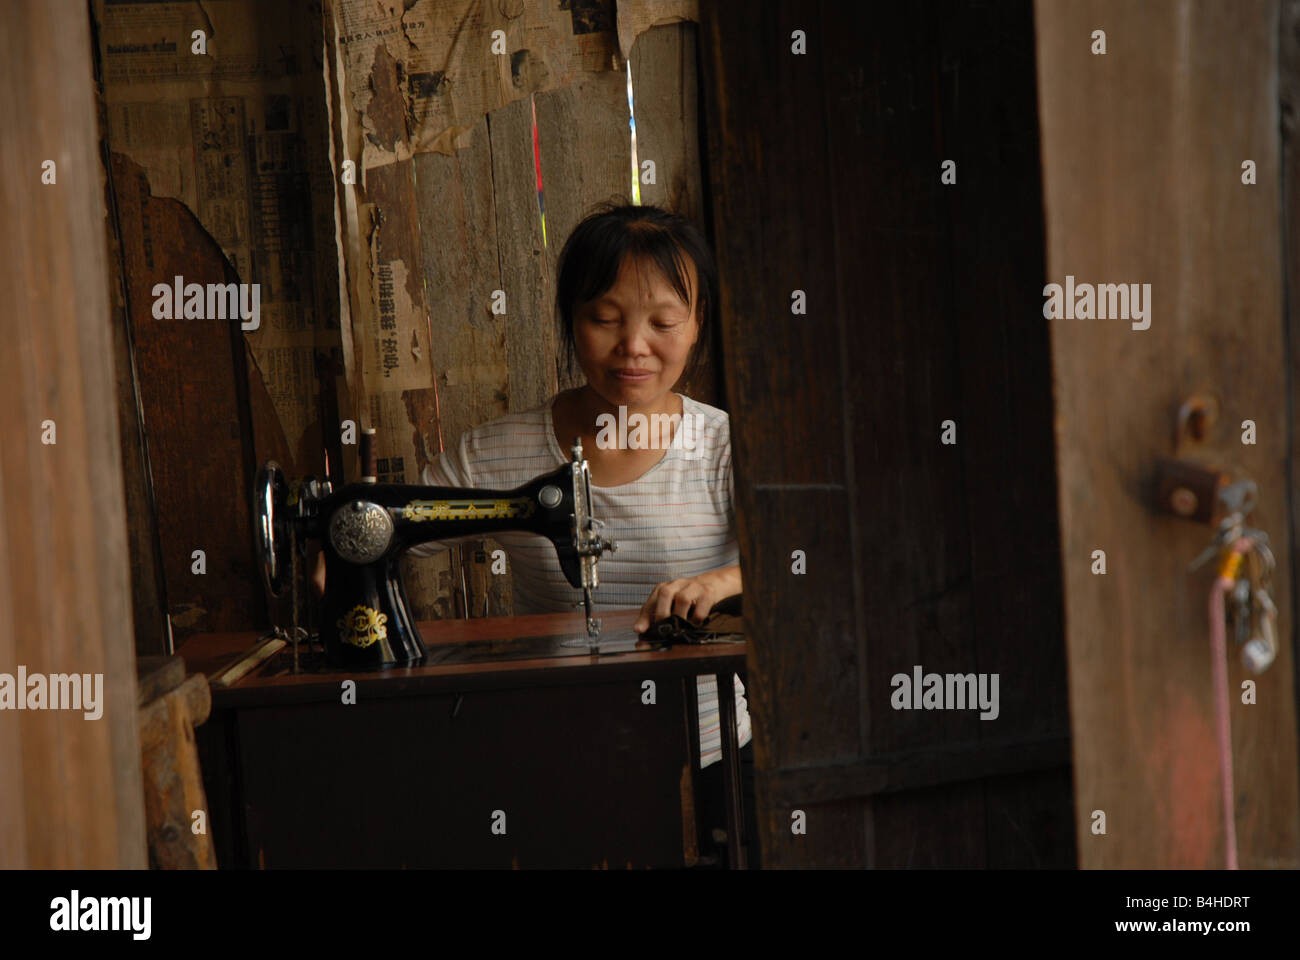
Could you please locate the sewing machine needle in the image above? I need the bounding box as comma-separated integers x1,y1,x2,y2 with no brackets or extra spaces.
583,587,600,638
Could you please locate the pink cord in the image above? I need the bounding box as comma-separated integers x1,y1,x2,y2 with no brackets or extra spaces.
1207,538,1249,870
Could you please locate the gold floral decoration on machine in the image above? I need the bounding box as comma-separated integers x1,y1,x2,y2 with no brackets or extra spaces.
338,604,389,649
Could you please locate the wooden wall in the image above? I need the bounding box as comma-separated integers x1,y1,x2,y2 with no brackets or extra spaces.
95,0,716,649
0,0,146,868
93,0,339,651
1036,0,1300,867
699,0,1074,867
323,4,715,622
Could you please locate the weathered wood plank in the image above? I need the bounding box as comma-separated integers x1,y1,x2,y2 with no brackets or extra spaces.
102,150,169,658
697,14,845,486
363,157,452,621
1278,0,1300,871
631,24,704,221
487,100,559,417
536,71,632,393
1036,0,1300,867
874,781,987,867
932,1,1067,749
757,797,868,869
699,0,869,869
742,491,859,769
136,655,186,707
0,0,146,867
766,736,1071,805
106,154,268,644
629,23,719,407
413,116,513,617
415,118,510,441
701,0,1072,867
139,673,216,869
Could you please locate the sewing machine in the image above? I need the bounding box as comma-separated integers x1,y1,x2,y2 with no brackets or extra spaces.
254,436,617,669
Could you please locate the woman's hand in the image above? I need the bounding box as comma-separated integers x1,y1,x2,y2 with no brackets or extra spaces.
634,565,742,633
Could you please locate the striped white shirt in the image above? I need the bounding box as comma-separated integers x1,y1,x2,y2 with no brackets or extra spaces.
407,392,751,768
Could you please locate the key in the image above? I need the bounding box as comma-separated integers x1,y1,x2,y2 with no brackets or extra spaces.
1243,587,1278,674
1189,481,1260,572
1231,578,1252,647
1189,515,1242,572
1217,480,1258,517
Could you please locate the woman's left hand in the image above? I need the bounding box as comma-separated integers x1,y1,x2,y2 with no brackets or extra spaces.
634,565,742,633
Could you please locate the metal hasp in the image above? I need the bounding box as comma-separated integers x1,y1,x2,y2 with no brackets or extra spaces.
1153,395,1280,676
1154,394,1226,523
253,439,619,670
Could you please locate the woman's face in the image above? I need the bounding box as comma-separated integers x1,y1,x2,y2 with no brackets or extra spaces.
573,253,699,409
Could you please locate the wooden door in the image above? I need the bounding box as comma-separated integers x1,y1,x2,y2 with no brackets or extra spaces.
698,1,1075,867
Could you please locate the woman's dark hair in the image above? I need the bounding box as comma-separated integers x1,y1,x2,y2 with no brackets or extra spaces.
554,202,718,391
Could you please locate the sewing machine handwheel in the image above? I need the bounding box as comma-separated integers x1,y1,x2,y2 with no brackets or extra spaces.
254,460,293,599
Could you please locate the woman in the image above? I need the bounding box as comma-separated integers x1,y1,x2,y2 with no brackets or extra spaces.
317,202,756,866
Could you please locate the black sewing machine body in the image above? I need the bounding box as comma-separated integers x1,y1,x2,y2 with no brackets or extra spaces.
256,442,615,669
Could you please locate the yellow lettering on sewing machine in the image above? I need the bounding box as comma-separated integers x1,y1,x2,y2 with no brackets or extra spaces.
402,498,536,521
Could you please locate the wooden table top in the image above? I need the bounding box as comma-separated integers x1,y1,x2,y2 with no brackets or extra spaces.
178,608,750,707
